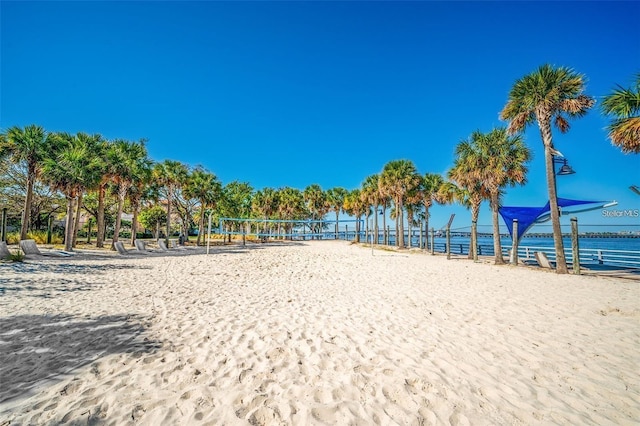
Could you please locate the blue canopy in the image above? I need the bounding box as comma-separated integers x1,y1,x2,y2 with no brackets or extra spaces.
499,198,607,242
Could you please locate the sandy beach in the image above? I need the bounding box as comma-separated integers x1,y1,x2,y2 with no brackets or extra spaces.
0,240,638,425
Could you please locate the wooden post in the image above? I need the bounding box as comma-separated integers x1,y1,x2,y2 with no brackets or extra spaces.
571,217,580,275
419,220,423,250
512,219,519,265
345,224,348,241
430,228,435,255
446,214,455,260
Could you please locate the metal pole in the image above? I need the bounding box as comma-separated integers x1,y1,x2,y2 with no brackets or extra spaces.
571,217,580,275
206,211,212,255
512,219,519,265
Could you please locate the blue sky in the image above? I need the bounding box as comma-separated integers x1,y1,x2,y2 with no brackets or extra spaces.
2,1,639,232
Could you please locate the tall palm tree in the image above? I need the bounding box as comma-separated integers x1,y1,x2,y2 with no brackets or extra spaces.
479,128,532,264
326,187,347,239
500,64,595,274
108,139,150,246
0,125,55,239
601,73,640,154
361,174,382,243
451,129,532,264
449,134,492,261
185,167,221,245
153,160,189,245
252,187,278,235
41,133,102,251
276,187,305,238
421,173,445,243
219,181,254,241
343,189,366,242
303,184,328,237
71,133,105,247
379,160,420,248
128,158,153,246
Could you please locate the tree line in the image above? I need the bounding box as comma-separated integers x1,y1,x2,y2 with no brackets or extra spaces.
1,65,638,273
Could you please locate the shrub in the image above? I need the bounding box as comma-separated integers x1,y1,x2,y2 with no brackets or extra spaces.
27,230,63,245
5,250,25,262
5,230,63,245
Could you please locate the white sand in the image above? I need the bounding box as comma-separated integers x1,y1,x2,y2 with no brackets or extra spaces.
0,240,638,425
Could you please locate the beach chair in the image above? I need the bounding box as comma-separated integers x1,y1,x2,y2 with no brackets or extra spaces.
19,239,73,257
157,239,169,251
534,251,553,269
134,239,154,254
1,241,12,259
114,241,131,255
158,239,187,251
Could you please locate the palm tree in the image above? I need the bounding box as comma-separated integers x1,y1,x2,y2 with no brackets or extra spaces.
0,125,55,239
276,187,305,238
451,129,532,264
128,158,153,246
153,160,189,245
41,133,102,251
601,73,640,154
303,184,328,237
343,189,367,242
252,187,278,235
71,133,105,247
479,128,532,264
219,181,254,241
500,64,595,274
185,167,221,245
108,139,150,246
421,173,445,245
449,134,492,261
326,187,347,239
361,174,382,243
379,160,420,248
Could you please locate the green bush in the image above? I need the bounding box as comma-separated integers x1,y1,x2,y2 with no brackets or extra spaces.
7,250,25,262
5,230,63,245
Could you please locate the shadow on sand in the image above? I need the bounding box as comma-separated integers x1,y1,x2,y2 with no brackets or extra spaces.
0,313,160,404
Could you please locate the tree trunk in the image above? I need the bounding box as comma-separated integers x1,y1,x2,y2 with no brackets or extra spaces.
373,203,379,244
130,202,139,246
64,195,75,252
112,189,125,247
72,192,83,247
468,202,479,261
197,203,206,246
96,183,106,247
20,166,36,240
382,205,387,244
539,118,568,273
165,189,172,246
490,192,505,264
397,197,405,248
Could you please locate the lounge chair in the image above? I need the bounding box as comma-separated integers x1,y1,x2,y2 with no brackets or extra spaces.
134,239,154,254
158,239,187,251
19,239,73,257
114,241,131,255
1,241,12,259
157,239,169,251
534,251,553,269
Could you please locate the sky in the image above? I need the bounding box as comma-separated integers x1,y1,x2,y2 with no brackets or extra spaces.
1,1,639,233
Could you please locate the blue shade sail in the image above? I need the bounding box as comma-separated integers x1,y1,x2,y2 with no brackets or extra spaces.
499,198,607,242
